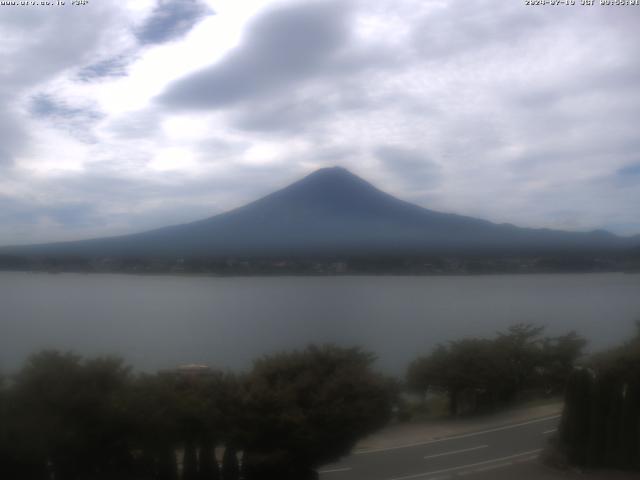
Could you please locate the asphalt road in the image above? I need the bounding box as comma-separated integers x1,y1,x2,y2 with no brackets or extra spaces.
318,415,561,480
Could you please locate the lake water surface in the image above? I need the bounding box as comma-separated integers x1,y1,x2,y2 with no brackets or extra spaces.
1,272,639,375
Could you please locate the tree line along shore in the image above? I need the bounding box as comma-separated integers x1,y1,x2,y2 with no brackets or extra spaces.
1,252,639,276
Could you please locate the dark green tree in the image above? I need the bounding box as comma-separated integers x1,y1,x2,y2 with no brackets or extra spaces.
127,373,181,479
408,324,587,416
11,351,132,480
620,371,640,469
559,322,640,471
197,438,219,480
183,441,198,480
408,339,507,415
495,323,545,399
406,345,449,399
239,345,394,479
221,445,240,480
540,331,587,394
560,368,593,465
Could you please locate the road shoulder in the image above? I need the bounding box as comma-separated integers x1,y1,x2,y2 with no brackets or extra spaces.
354,402,563,454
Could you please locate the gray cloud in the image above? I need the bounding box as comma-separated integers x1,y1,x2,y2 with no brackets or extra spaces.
136,0,213,45
0,111,27,167
30,94,105,143
412,0,547,61
306,146,358,165
0,4,125,94
0,3,128,166
157,1,354,110
230,78,395,136
104,109,163,140
155,0,403,144
615,163,640,190
0,162,308,245
231,94,333,134
0,193,100,234
618,163,640,177
30,94,102,121
77,55,131,82
75,1,213,82
196,137,250,162
376,146,441,190
44,203,100,228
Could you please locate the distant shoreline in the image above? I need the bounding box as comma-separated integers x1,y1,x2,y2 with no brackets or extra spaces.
2,249,639,277
1,267,638,278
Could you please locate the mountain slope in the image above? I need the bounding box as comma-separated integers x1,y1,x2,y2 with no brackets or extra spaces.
2,167,637,258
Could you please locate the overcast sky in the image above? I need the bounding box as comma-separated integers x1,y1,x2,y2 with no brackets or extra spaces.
0,0,639,245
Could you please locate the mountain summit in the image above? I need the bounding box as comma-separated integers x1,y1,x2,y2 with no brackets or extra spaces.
2,167,637,258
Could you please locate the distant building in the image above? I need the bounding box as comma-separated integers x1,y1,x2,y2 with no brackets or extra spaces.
176,364,212,379
330,262,348,273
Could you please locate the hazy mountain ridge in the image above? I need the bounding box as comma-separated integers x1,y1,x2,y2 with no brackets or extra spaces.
2,167,638,258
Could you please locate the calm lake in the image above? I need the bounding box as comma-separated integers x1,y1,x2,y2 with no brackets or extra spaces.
1,272,639,375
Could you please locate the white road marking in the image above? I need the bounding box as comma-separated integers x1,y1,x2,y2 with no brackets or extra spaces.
514,455,540,463
543,428,557,434
423,445,488,460
319,467,352,474
386,449,543,480
472,461,513,472
355,415,560,455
